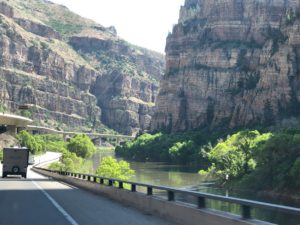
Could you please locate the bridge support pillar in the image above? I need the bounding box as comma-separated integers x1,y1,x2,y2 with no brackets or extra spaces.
63,134,67,141
116,138,121,146
94,138,102,146
6,125,17,135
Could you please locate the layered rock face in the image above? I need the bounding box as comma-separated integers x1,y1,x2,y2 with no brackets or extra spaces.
92,72,158,134
0,0,164,134
71,36,164,134
0,8,100,129
152,0,300,132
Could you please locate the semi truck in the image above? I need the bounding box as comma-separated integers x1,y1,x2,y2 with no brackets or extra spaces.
2,147,29,178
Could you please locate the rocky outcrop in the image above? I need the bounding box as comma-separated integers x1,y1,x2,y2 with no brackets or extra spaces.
91,72,158,134
0,12,101,130
15,19,62,40
70,35,164,135
152,0,300,132
0,2,13,18
0,0,165,134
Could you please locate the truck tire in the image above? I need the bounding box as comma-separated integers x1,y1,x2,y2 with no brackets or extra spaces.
2,172,6,178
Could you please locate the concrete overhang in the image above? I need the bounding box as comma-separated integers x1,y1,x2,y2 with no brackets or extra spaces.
0,113,32,127
26,125,62,134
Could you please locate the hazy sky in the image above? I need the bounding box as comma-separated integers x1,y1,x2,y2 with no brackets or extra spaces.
50,0,185,53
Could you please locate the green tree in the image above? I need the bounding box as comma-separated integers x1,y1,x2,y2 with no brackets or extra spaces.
67,134,95,158
206,130,271,182
96,156,134,180
17,131,43,154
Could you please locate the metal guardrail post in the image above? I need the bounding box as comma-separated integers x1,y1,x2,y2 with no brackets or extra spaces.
147,187,153,196
83,175,86,180
242,205,251,219
100,178,104,184
88,176,91,181
93,177,97,183
198,197,206,208
168,191,175,201
119,181,123,189
108,180,113,186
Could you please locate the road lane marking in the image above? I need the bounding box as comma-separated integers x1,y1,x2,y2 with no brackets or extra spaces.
32,180,79,225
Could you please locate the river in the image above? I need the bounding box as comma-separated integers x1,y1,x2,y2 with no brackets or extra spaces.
93,150,300,225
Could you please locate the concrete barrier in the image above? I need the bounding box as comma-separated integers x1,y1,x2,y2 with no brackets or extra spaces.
33,168,274,225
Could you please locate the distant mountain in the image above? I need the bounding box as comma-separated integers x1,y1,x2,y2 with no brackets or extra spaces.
151,0,300,132
0,0,165,134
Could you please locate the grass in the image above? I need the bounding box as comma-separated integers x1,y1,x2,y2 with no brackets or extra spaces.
48,39,94,68
128,97,155,107
4,0,94,37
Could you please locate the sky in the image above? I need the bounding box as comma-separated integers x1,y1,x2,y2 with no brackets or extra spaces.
50,0,185,53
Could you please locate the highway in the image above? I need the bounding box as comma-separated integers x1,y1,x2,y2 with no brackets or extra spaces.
0,168,175,225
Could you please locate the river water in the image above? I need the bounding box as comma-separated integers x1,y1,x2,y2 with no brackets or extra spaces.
93,150,300,225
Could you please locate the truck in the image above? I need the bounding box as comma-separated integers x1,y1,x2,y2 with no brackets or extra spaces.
2,147,29,178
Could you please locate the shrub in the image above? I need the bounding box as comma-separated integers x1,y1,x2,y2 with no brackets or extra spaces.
96,156,134,180
67,134,95,158
17,131,44,155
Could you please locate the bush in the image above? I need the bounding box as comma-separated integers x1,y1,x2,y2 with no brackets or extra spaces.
96,156,134,180
67,134,95,158
206,130,272,182
17,131,44,155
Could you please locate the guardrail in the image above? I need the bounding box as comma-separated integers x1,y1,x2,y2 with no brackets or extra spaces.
35,167,300,221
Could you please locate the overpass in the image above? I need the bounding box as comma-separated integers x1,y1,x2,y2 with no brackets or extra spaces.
0,113,32,134
0,113,134,145
27,125,135,145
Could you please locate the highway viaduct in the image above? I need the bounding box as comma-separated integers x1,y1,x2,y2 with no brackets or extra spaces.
26,125,135,146
0,113,32,134
0,113,134,146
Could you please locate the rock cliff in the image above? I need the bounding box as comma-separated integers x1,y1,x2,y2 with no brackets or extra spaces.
0,0,164,134
151,0,300,132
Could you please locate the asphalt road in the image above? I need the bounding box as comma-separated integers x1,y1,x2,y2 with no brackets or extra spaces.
0,168,175,225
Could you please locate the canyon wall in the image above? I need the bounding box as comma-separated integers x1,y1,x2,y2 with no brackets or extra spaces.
152,0,300,132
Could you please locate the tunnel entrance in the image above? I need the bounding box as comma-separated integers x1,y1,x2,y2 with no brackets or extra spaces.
0,125,7,134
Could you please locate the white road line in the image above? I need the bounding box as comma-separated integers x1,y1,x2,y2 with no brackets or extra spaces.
32,180,79,225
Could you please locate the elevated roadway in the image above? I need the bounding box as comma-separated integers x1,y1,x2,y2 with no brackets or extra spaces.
27,125,135,145
0,113,32,133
